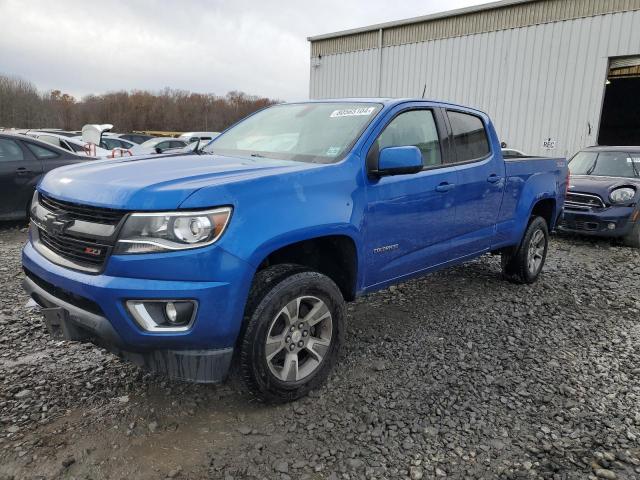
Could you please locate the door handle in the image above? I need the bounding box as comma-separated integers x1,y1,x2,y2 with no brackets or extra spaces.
16,167,32,176
487,174,501,183
435,182,455,193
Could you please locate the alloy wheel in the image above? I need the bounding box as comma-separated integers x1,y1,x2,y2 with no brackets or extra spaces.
265,296,333,382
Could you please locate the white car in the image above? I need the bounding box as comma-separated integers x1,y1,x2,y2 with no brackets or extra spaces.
178,131,220,144
129,138,188,155
71,135,136,151
26,132,111,157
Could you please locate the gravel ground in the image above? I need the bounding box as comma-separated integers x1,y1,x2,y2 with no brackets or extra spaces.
1,223,640,480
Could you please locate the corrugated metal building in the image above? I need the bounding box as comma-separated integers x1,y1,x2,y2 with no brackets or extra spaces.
308,0,640,157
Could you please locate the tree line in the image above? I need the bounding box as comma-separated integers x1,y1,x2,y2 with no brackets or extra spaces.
0,74,278,133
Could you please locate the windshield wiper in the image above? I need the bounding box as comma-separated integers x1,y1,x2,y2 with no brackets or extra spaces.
625,154,640,178
585,156,598,175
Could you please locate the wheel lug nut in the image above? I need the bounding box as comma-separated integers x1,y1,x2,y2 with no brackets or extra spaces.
290,326,295,332
298,341,304,347
298,323,304,329
302,330,308,337
289,344,295,351
286,336,291,343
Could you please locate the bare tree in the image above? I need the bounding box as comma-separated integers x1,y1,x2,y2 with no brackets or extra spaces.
0,74,278,132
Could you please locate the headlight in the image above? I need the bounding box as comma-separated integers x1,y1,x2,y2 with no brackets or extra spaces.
30,190,39,218
609,187,636,204
114,207,232,254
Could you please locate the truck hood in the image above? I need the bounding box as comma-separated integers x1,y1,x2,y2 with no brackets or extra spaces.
38,154,319,210
569,175,640,200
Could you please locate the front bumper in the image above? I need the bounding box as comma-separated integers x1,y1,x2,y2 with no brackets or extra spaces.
557,206,636,238
22,240,254,383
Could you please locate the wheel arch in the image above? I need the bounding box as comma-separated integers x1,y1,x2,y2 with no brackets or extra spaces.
251,233,360,302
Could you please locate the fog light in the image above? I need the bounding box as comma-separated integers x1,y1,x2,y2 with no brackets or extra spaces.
607,223,616,230
165,302,178,323
126,300,197,332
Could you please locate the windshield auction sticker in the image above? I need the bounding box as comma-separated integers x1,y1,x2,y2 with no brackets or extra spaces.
330,107,376,118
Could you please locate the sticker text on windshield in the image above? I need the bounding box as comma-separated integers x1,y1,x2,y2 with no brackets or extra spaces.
330,107,376,118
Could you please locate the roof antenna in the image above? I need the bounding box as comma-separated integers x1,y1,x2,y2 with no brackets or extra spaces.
421,84,427,99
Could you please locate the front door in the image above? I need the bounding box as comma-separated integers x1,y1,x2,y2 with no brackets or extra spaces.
363,107,458,288
0,137,43,219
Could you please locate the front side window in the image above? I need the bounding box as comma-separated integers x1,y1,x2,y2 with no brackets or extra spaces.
205,102,382,164
375,110,442,167
0,138,24,162
25,142,59,159
448,111,491,162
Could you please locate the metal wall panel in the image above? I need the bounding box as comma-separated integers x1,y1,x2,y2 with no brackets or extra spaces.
310,10,640,157
310,0,640,56
309,49,380,99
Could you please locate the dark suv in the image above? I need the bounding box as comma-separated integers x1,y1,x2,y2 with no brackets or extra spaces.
559,146,640,247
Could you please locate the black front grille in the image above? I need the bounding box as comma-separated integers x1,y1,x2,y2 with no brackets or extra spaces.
39,193,126,225
38,228,109,266
24,268,103,315
34,194,126,271
559,220,599,231
565,192,605,209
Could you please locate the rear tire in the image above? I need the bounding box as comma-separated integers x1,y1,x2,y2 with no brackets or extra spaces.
622,220,640,248
239,264,344,402
501,216,549,284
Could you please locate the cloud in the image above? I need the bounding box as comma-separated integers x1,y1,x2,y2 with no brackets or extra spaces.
0,0,489,101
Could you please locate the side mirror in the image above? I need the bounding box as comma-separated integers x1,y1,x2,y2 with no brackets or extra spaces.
374,146,423,176
155,147,163,154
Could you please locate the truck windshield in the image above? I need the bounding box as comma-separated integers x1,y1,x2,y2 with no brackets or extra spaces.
569,151,640,178
204,102,382,163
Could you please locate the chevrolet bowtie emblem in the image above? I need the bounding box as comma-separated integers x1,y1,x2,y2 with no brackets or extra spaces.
43,212,75,235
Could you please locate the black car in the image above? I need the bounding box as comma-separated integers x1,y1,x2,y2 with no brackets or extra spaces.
0,133,93,220
558,146,640,247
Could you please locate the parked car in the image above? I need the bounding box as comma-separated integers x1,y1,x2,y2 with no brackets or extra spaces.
22,99,567,401
25,132,111,157
178,131,220,144
114,133,155,144
72,135,136,151
130,137,188,155
38,129,82,138
558,146,640,246
0,133,93,220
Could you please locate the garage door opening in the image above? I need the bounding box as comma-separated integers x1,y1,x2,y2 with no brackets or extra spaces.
598,56,640,146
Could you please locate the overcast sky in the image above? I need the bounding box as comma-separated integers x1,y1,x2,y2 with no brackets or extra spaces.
0,0,490,101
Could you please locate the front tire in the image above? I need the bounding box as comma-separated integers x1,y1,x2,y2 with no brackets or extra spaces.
239,265,344,402
501,216,549,284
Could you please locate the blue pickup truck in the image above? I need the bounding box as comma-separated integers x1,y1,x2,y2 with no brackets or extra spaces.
22,99,567,401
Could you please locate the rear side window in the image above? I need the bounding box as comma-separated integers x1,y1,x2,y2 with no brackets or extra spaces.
448,111,490,162
25,142,59,159
375,110,442,167
0,138,24,162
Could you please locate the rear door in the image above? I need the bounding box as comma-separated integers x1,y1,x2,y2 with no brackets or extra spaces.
445,110,505,258
0,138,43,219
363,104,458,288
